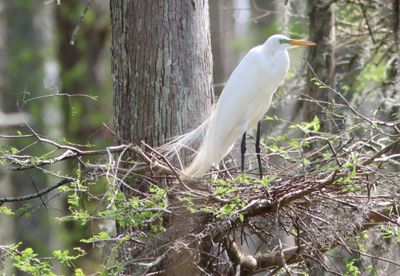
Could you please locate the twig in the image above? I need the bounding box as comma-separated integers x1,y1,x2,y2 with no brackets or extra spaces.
362,138,400,166
27,172,47,208
23,92,95,104
0,178,73,203
357,0,376,44
306,61,400,136
70,0,91,45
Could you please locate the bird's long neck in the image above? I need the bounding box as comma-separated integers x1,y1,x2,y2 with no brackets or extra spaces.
261,45,290,81
261,44,289,66
261,40,276,56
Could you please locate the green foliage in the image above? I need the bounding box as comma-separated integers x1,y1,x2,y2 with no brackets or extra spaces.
80,231,110,243
202,175,252,220
74,268,85,276
52,247,86,267
258,176,271,189
288,17,309,39
216,195,246,220
15,203,33,217
109,185,168,232
352,63,387,95
4,243,88,275
310,77,329,89
6,245,55,276
379,225,400,243
343,258,360,276
365,264,378,276
56,209,90,226
68,193,80,208
0,206,15,216
56,182,168,239
182,196,197,214
335,153,363,193
289,116,321,134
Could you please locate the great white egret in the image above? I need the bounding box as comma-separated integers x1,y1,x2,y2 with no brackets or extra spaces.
161,34,316,178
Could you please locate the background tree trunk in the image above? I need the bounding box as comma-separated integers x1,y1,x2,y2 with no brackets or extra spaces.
110,0,213,274
0,3,14,274
303,0,336,131
54,2,110,273
56,1,111,142
1,3,48,275
210,0,237,97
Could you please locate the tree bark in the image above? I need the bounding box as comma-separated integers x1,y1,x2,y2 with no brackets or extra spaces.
303,0,336,131
111,0,213,148
110,1,213,274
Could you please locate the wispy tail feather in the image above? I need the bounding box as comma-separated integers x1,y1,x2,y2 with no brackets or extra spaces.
157,116,212,176
182,145,212,177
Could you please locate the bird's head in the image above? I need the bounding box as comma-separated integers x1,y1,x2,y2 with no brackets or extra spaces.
265,34,316,51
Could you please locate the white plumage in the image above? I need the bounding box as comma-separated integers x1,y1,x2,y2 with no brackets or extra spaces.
160,34,315,178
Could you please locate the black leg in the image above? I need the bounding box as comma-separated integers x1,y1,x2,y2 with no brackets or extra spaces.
240,132,246,172
256,121,262,179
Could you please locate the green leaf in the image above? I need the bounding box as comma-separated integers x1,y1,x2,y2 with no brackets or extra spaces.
75,268,85,276
52,247,86,266
0,205,15,216
15,203,32,217
80,231,110,243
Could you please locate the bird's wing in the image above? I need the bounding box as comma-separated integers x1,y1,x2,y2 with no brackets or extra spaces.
213,48,272,144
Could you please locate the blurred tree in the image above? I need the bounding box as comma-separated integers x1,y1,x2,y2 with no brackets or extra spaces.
250,0,278,43
110,0,213,274
55,1,110,141
0,3,14,275
210,0,237,96
54,1,110,273
303,0,336,131
1,3,49,275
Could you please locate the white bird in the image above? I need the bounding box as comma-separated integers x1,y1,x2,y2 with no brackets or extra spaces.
161,34,316,178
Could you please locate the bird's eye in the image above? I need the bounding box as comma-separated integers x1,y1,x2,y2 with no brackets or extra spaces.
279,39,290,44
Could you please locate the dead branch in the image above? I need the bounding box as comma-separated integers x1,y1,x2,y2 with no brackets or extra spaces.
223,204,397,272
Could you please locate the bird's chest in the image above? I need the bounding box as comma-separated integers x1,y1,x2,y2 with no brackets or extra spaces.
247,59,288,126
256,56,288,98
265,56,289,84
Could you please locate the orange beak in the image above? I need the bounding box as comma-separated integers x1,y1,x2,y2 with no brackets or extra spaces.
289,39,316,46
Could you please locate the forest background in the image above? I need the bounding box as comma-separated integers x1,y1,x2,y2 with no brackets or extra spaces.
0,1,400,275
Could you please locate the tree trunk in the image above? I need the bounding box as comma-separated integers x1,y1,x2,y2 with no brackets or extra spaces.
110,1,213,274
111,0,213,148
0,5,14,275
303,0,336,131
1,3,49,275
210,0,237,96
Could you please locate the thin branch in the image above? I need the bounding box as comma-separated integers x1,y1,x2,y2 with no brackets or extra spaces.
362,138,400,166
70,0,91,45
306,61,400,135
23,92,95,104
357,0,376,44
0,178,73,203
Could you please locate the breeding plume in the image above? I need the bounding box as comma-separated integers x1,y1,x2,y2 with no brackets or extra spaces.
162,34,316,178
